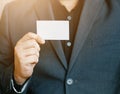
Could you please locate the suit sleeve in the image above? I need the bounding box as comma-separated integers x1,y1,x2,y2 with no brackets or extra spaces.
0,5,29,94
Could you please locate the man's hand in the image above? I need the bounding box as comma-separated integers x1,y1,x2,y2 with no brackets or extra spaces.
14,32,45,85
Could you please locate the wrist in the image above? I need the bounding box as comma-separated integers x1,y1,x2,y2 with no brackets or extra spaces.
11,76,30,93
14,72,27,85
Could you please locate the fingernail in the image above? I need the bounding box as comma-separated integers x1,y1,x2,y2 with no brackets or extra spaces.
42,39,45,44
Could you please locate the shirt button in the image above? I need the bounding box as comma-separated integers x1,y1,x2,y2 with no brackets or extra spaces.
67,16,72,21
67,78,73,85
67,42,72,47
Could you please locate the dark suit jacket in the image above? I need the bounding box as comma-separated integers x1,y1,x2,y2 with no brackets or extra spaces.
0,0,120,94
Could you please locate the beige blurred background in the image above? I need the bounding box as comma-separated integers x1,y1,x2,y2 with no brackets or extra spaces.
0,0,14,18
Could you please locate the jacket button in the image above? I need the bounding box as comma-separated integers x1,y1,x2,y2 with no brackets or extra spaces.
66,78,73,85
67,16,72,21
67,42,72,47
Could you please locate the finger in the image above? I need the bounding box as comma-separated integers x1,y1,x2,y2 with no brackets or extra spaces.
21,39,40,51
20,32,45,44
23,55,39,65
23,48,39,57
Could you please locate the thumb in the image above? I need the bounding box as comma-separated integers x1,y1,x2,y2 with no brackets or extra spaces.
21,32,45,44
36,35,45,44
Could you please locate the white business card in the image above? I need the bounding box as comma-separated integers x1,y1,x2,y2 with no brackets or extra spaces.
37,21,69,40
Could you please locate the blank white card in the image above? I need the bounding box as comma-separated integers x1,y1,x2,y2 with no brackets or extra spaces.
37,21,69,40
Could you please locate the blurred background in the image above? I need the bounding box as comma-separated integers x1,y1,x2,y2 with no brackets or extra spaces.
0,0,14,18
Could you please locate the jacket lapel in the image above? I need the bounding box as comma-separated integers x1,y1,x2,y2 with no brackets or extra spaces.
69,0,104,71
34,0,67,69
50,41,67,69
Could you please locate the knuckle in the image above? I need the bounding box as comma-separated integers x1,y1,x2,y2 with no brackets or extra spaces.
14,46,18,51
27,32,36,39
37,52,39,57
32,50,37,55
32,47,37,52
37,45,40,51
27,32,33,36
33,41,40,51
34,55,38,62
15,41,21,47
14,46,20,54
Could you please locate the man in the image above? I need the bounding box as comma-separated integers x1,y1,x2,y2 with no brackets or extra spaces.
0,0,120,94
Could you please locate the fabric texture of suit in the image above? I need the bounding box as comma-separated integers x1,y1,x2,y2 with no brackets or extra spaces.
0,0,120,94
